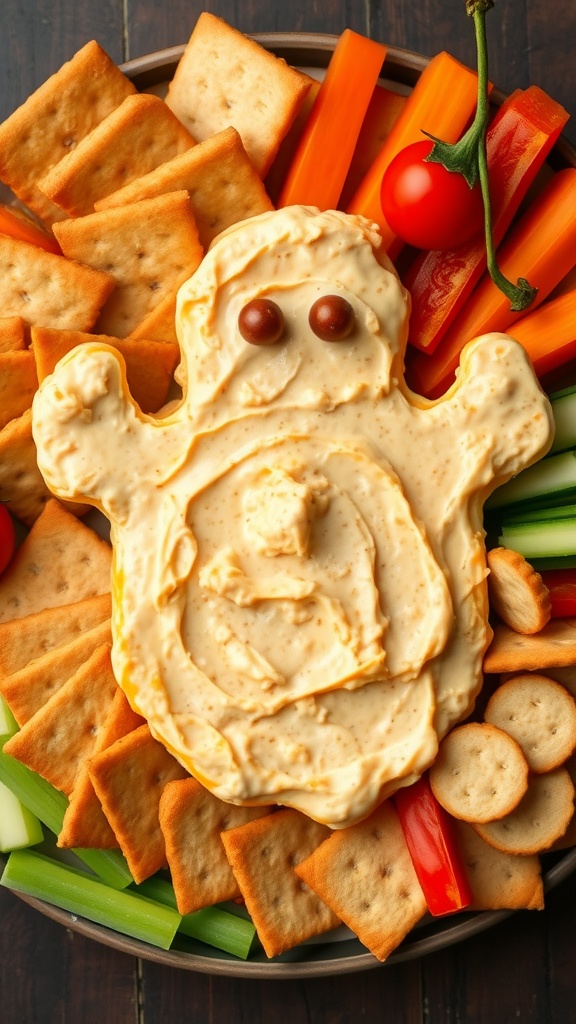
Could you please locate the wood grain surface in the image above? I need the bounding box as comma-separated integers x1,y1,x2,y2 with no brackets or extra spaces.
1,1,575,1021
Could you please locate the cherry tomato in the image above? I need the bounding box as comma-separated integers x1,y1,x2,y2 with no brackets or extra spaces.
0,504,15,576
539,569,576,618
380,140,485,251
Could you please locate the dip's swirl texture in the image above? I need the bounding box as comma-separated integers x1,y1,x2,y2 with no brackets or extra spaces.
32,206,553,827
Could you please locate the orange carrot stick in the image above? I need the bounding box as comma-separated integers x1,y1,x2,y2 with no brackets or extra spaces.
277,30,386,211
339,84,407,209
345,52,480,249
0,203,61,254
405,169,576,399
509,289,576,379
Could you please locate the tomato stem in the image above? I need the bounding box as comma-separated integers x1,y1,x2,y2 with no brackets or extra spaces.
424,0,537,312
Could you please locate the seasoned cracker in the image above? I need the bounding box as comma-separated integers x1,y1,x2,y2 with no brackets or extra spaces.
95,126,274,248
0,350,38,430
483,619,576,673
159,777,270,914
0,316,27,352
0,619,111,725
429,722,529,823
128,289,179,345
221,808,338,958
53,191,203,337
3,642,117,796
487,547,551,634
473,767,575,855
294,800,427,963
87,723,188,883
0,39,136,225
453,819,544,910
485,673,576,773
39,93,195,217
0,592,111,677
0,499,111,623
166,13,311,177
32,327,179,414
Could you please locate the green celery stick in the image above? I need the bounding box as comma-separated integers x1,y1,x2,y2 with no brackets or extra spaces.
0,737,132,889
0,779,44,852
134,875,257,959
0,696,17,738
1,850,180,950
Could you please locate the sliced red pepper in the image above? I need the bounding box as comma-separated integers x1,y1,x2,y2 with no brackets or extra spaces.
404,86,569,355
394,775,473,917
539,568,576,618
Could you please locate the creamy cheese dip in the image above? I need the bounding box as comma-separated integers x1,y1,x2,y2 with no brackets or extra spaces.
32,206,553,827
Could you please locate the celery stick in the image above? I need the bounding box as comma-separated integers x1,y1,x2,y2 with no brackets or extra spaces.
1,850,180,950
134,876,257,959
0,780,43,852
0,737,132,889
0,696,17,738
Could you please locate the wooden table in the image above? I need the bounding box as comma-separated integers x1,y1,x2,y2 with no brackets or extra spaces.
1,1,575,1021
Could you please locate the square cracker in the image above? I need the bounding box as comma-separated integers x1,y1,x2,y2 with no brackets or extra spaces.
220,808,339,958
0,350,38,430
0,591,111,678
0,235,115,332
87,723,189,883
0,499,111,623
3,642,118,796
452,820,544,910
128,288,179,345
53,191,203,337
31,327,179,414
0,317,27,353
158,777,270,914
483,619,576,674
0,618,111,725
39,93,196,217
294,800,427,962
0,40,136,226
94,126,274,248
166,13,311,177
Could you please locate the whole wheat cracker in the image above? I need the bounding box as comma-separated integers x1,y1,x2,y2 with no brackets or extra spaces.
0,499,111,623
159,777,270,914
221,808,339,958
0,592,111,678
0,316,27,352
0,619,111,725
452,819,544,910
483,619,576,674
0,39,136,226
53,191,203,338
31,327,179,414
39,93,196,217
166,13,311,177
94,126,274,248
0,350,38,430
294,800,427,963
485,673,576,773
487,547,551,634
472,768,575,855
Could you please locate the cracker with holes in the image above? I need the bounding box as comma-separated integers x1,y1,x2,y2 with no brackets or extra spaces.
166,12,311,177
87,723,188,883
484,619,576,673
294,800,427,962
473,767,575,855
39,93,196,217
0,316,26,352
159,777,270,914
429,722,529,823
53,191,203,337
220,808,338,958
0,235,115,332
0,592,111,678
0,351,38,430
32,327,179,414
0,39,136,226
452,819,544,910
3,643,117,795
95,126,274,248
485,673,576,773
487,547,551,634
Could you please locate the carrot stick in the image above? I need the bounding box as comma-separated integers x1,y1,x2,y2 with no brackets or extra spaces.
345,52,480,249
0,204,61,255
508,289,576,379
339,85,407,209
405,87,569,353
277,30,386,211
405,168,576,399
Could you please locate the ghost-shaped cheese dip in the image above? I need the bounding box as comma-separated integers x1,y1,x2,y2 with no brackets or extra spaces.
32,206,553,828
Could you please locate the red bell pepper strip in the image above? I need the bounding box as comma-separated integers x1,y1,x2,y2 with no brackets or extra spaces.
539,569,576,618
405,86,569,355
394,775,473,917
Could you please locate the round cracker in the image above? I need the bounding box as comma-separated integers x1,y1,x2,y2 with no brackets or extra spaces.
485,673,576,773
429,722,529,824
487,547,551,634
472,767,575,855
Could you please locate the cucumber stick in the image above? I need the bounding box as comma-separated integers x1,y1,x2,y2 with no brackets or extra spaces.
500,514,576,559
550,385,576,454
0,780,43,852
488,450,576,512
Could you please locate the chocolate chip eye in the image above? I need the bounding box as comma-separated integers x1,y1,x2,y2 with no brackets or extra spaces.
309,295,355,342
238,298,285,345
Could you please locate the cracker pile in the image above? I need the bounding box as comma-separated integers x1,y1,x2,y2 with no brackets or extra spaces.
0,15,575,964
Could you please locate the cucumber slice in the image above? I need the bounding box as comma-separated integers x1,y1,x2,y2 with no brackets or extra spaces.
487,451,576,511
499,515,576,559
0,780,43,852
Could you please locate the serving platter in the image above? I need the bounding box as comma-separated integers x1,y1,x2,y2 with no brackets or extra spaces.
2,32,576,979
